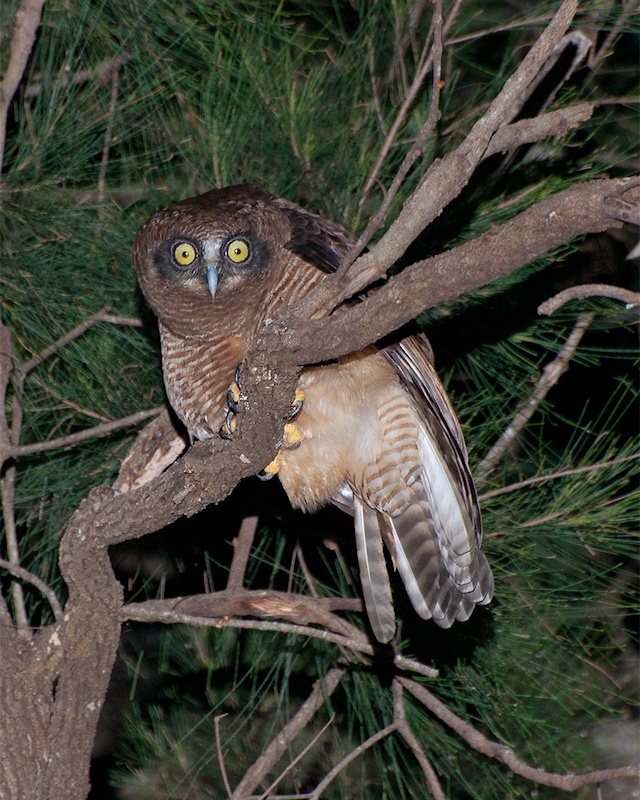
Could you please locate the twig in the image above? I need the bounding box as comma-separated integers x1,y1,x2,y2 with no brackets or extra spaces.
0,0,48,176
214,714,233,799
392,680,445,800
121,599,439,678
0,557,62,620
308,723,396,800
399,676,640,791
12,406,163,457
23,53,130,98
346,0,445,269
358,0,459,209
19,305,113,378
476,313,594,480
96,65,120,228
231,668,344,799
0,465,29,631
479,452,640,501
482,102,594,159
0,323,29,631
296,0,581,318
226,515,258,590
292,544,320,600
588,0,637,69
258,714,335,800
97,313,143,327
446,15,556,47
538,283,640,315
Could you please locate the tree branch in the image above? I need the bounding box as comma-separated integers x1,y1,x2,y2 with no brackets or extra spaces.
0,557,62,620
256,178,636,365
230,668,344,799
476,313,594,480
0,0,48,176
479,452,640,501
297,0,581,317
399,677,640,792
538,283,640,315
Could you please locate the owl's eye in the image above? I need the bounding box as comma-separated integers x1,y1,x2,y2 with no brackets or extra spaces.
172,242,198,267
225,238,250,264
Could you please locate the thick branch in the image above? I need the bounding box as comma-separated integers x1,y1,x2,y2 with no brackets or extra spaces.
256,178,636,366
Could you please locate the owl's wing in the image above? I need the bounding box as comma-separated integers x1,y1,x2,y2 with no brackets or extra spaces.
381,333,481,534
277,200,356,274
380,334,493,625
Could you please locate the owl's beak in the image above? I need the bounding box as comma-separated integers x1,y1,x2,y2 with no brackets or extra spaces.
206,264,219,301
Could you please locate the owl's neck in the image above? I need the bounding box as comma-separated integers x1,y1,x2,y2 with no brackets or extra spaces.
159,323,247,441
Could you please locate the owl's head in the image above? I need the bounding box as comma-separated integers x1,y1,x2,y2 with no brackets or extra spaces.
133,184,354,339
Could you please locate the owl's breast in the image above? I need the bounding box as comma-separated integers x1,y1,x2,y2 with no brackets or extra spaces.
159,324,247,441
277,348,410,512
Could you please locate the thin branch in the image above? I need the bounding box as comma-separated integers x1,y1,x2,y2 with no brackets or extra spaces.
18,305,113,378
13,406,163,457
0,465,29,631
0,0,48,176
308,724,396,800
399,677,640,791
587,0,637,69
296,0,582,318
258,714,335,800
226,515,258,591
0,323,29,631
479,452,640,501
346,0,445,268
538,283,640,315
476,313,594,480
231,668,344,799
214,714,233,799
97,313,143,327
23,53,130,98
121,598,439,678
0,558,62,620
392,680,445,800
96,65,120,228
445,14,555,46
359,0,444,207
483,102,594,159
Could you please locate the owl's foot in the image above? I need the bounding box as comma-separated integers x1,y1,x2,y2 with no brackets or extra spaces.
219,363,245,439
258,388,305,479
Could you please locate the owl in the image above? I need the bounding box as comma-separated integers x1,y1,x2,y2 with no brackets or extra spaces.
134,184,493,643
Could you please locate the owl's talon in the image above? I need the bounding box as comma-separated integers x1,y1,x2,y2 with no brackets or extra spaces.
258,453,280,480
289,387,305,421
220,362,246,438
227,381,242,414
219,408,238,439
282,421,304,450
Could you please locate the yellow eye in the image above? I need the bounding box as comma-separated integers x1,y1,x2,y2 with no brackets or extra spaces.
173,242,197,267
225,238,250,264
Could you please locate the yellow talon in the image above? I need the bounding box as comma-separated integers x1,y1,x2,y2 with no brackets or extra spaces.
263,453,280,475
283,422,304,448
227,381,241,412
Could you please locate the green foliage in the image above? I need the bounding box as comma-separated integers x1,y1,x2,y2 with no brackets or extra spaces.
1,0,637,798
